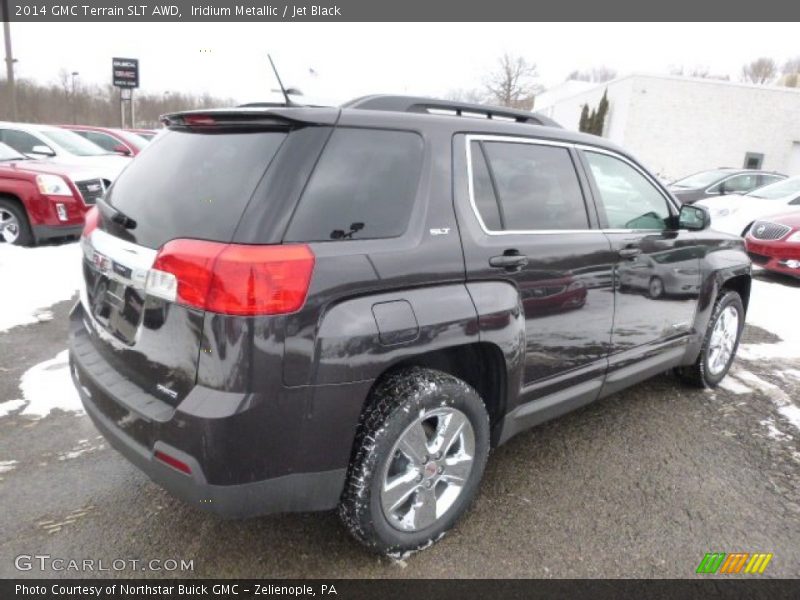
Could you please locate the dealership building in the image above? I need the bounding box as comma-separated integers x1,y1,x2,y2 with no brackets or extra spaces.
535,74,800,181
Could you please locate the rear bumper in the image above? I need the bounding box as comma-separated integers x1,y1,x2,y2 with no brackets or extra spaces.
78,389,345,517
68,303,357,518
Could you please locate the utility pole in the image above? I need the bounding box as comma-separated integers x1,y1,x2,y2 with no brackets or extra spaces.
71,71,79,124
1,0,18,120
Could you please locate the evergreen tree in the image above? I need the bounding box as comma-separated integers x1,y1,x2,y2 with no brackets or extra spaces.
578,104,589,132
588,108,597,135
595,89,609,135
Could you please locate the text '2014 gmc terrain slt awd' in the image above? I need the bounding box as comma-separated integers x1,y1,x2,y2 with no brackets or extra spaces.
68,96,751,555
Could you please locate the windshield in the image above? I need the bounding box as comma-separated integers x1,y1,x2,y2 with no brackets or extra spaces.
746,177,800,200
670,169,730,189
39,129,113,156
0,142,27,161
106,129,287,249
113,129,150,151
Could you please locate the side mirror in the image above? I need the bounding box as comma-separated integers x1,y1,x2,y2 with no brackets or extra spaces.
112,144,132,156
679,204,710,231
30,144,56,157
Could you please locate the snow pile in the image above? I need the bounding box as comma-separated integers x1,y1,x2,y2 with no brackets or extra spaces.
739,278,800,361
0,350,84,419
0,242,83,332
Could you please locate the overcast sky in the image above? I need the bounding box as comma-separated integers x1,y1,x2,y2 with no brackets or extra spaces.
6,22,799,104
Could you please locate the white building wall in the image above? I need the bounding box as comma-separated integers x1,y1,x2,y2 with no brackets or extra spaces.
623,75,800,180
536,74,800,181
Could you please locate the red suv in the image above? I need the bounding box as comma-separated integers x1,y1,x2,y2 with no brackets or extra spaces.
61,125,150,156
0,142,105,245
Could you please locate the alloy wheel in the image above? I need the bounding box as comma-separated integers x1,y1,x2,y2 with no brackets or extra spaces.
380,407,475,532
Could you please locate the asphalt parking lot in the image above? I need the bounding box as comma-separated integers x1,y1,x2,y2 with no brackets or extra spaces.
0,244,798,579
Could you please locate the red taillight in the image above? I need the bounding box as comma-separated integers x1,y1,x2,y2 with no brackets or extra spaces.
82,206,99,238
154,450,192,475
148,240,315,316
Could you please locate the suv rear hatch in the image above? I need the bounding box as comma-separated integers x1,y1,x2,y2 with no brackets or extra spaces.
77,109,336,407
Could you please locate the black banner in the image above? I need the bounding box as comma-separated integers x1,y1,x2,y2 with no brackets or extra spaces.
3,579,800,600
4,0,800,22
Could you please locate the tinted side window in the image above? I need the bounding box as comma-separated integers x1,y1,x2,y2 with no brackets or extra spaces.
83,131,119,152
285,128,423,242
585,151,671,230
469,142,502,230
1,129,44,154
471,141,589,231
718,174,759,194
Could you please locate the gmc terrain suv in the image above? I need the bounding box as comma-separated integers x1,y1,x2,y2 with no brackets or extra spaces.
68,96,751,555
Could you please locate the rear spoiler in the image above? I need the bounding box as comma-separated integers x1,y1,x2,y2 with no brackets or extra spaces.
161,107,340,129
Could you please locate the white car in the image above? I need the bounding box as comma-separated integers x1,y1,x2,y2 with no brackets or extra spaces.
0,122,131,185
696,176,800,236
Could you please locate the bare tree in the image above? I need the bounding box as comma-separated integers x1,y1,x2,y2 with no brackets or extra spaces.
445,88,486,104
566,66,617,83
669,65,730,81
741,58,777,84
780,57,800,88
0,76,236,127
484,53,542,110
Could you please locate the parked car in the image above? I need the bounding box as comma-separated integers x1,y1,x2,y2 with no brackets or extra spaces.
668,168,785,204
68,96,751,556
126,128,158,141
62,125,150,156
0,122,131,185
696,176,800,236
0,142,105,245
745,212,800,279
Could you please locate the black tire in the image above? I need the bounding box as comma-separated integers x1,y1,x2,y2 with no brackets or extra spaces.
675,290,744,388
0,198,33,246
648,276,664,299
338,367,490,556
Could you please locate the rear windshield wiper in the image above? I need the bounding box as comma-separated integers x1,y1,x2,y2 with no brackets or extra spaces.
98,197,137,230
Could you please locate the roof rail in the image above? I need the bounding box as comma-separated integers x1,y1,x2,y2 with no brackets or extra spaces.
342,95,561,128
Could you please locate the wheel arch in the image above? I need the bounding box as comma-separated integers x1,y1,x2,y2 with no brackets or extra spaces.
369,342,509,446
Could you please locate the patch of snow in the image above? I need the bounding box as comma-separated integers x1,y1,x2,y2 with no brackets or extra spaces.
740,279,800,360
58,439,104,461
0,460,18,474
17,350,83,418
0,243,82,333
760,418,793,441
718,376,752,395
735,370,800,434
0,399,26,417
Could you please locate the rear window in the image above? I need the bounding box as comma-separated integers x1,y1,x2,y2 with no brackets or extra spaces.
106,130,287,249
284,128,424,242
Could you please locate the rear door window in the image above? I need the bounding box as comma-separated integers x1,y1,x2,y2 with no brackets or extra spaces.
469,140,590,231
104,129,287,249
284,128,424,242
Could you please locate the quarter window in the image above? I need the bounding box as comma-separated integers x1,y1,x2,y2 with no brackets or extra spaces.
470,140,589,231
285,128,424,242
585,151,672,230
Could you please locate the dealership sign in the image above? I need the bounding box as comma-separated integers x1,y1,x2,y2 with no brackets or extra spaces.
112,58,139,88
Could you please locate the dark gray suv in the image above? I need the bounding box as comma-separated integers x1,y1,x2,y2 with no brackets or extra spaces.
69,96,751,556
